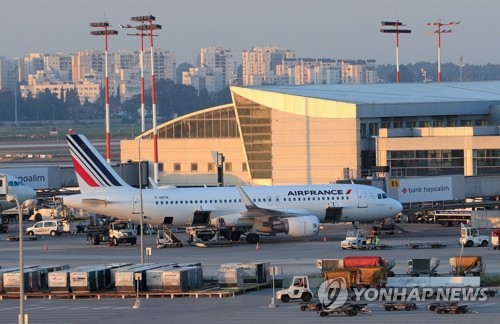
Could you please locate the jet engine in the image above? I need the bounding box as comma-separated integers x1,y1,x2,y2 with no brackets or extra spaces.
272,215,320,238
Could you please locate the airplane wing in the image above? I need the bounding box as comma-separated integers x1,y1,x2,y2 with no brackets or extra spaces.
237,186,311,218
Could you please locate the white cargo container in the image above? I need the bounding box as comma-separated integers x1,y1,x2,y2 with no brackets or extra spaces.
218,267,244,288
114,263,171,292
145,265,176,291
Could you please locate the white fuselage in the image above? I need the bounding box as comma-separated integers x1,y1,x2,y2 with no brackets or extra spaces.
0,174,37,211
63,184,402,227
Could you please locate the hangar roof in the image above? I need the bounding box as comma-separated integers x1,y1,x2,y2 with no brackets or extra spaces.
244,81,500,105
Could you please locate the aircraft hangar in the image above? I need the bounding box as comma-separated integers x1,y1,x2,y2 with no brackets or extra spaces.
120,81,500,188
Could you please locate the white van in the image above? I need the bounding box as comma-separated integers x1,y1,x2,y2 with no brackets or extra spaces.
26,220,64,236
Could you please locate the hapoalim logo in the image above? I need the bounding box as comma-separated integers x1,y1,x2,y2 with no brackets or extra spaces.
318,277,349,310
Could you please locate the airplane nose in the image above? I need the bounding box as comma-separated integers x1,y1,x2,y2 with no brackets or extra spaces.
392,199,403,214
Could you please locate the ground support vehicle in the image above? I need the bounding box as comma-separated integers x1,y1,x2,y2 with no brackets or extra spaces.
299,302,322,311
317,303,368,316
26,220,64,236
317,256,395,274
427,301,458,311
86,220,137,246
492,229,500,250
156,226,183,248
449,256,485,276
186,225,231,247
407,258,440,276
459,224,489,247
484,288,497,297
433,209,472,227
318,303,368,317
435,304,469,314
384,301,418,311
357,243,392,250
276,275,314,303
1,207,30,224
341,229,366,249
407,242,447,249
6,235,40,241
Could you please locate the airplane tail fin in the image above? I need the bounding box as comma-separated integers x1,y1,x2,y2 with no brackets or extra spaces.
67,134,130,193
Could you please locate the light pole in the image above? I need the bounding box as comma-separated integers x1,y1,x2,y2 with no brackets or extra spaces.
134,15,162,184
90,21,118,163
120,23,155,134
380,20,411,83
6,194,25,324
426,19,460,82
138,138,144,264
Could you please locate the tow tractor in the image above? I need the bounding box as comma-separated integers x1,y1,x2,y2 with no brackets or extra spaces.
276,275,314,303
341,229,367,249
459,224,489,247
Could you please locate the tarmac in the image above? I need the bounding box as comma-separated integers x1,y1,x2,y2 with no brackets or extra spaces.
1,222,499,323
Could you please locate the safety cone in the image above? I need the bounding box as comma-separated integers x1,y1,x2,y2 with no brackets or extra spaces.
44,244,48,252
256,242,259,250
323,236,327,242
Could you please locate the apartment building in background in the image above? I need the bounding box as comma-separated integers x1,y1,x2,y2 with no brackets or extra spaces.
182,47,236,93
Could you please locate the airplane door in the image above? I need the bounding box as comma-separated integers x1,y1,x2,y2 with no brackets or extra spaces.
356,189,367,208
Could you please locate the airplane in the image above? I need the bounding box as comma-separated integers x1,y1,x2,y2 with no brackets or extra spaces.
0,173,37,224
62,134,403,244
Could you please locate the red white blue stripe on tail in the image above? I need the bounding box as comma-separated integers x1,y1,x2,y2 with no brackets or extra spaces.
67,134,130,193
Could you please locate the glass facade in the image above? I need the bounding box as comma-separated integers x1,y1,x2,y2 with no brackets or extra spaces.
475,149,500,175
233,94,272,180
388,150,464,176
153,106,239,139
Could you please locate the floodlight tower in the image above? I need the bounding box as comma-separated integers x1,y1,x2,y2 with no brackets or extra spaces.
90,21,118,163
380,20,411,83
120,23,154,133
426,19,460,82
134,15,162,184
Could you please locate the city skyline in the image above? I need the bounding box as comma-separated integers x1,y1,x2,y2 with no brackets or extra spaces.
2,0,500,66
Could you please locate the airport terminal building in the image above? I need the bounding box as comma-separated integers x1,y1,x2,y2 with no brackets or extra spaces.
120,81,500,187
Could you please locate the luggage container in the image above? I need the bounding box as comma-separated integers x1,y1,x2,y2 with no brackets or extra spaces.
70,265,112,292
4,269,40,293
218,267,244,288
31,264,69,291
160,268,190,292
219,262,268,283
50,263,132,293
0,267,30,293
114,263,170,292
145,265,176,291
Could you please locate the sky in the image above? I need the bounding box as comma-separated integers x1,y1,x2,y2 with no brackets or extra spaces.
1,0,500,66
